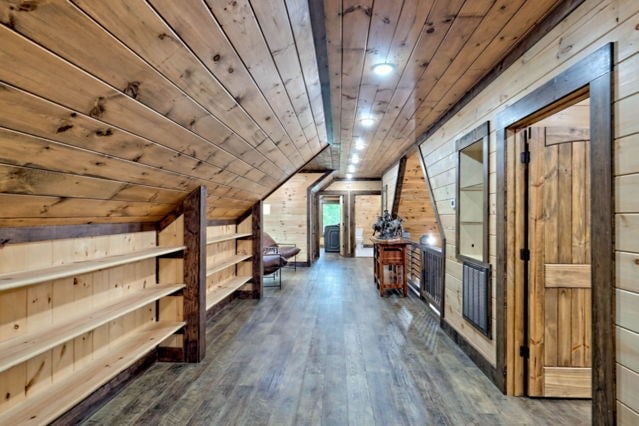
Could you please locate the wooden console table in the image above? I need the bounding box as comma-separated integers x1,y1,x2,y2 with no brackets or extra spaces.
372,237,409,297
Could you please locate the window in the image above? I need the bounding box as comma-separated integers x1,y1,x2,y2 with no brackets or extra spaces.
456,122,489,263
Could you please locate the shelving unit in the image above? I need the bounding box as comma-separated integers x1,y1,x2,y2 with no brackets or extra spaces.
0,283,185,373
0,321,184,425
0,223,191,422
0,246,184,291
457,138,486,262
205,217,255,311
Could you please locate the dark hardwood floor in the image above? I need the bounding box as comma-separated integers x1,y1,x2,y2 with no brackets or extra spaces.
84,253,590,425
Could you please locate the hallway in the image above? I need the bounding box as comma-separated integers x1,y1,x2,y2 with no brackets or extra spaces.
85,254,589,425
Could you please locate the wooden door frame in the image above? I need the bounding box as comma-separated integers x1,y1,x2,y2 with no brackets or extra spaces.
495,44,614,422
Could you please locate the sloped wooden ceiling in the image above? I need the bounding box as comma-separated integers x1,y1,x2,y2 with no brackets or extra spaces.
319,0,566,178
0,0,328,225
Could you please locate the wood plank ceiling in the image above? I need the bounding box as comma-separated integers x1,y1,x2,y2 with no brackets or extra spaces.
315,0,566,177
0,0,328,225
0,0,569,225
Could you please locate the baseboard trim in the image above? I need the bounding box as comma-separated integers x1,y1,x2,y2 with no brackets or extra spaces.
440,319,500,390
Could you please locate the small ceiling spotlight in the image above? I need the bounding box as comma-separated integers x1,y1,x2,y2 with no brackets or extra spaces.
360,117,375,127
354,138,365,150
345,173,353,179
348,164,356,173
372,62,395,76
351,154,360,164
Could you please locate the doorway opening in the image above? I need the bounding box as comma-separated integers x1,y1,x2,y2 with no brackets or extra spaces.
510,97,592,398
496,45,613,419
320,196,341,254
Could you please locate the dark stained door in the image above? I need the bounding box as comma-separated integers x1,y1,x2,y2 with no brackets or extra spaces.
324,225,340,253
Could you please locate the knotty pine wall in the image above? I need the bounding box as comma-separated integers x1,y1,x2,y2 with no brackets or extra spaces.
263,173,324,264
396,152,441,245
354,195,380,247
415,0,638,417
0,231,159,412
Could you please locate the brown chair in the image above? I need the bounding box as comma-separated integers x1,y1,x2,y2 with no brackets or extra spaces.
262,232,301,270
263,253,287,289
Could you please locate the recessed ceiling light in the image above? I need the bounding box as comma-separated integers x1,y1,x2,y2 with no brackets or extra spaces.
345,173,353,179
360,117,375,127
348,164,356,173
351,154,360,164
356,143,365,150
372,63,395,76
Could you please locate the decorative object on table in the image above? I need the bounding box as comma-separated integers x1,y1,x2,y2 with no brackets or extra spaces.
372,209,404,240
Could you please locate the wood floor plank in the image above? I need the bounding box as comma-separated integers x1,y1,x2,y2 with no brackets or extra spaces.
84,254,590,425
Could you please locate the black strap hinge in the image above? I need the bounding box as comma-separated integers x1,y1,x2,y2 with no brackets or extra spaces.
520,151,530,164
520,345,530,358
520,248,530,261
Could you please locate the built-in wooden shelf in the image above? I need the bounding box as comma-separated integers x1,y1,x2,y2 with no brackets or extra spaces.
0,321,184,426
206,275,252,310
206,232,252,245
206,254,252,276
0,283,185,374
0,246,185,291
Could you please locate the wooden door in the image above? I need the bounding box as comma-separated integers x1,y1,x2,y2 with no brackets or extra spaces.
526,126,592,398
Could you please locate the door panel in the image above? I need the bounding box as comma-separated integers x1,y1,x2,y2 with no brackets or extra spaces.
527,126,592,398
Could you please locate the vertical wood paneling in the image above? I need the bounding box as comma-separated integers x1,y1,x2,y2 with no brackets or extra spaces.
264,173,324,263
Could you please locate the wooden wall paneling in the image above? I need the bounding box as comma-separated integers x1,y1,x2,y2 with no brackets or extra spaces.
146,0,301,173
285,0,329,149
364,0,466,173
345,0,403,171
0,85,262,202
408,0,557,143
0,193,174,222
391,0,494,144
264,173,325,264
80,0,299,175
0,164,184,205
201,0,314,161
251,0,322,153
337,0,373,172
396,151,441,244
2,0,287,186
405,0,527,139
354,195,381,247
366,0,435,154
0,26,271,195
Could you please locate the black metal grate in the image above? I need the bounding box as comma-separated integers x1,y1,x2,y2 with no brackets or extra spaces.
462,261,491,338
422,246,444,310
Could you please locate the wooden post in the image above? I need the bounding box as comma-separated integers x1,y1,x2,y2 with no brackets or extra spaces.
251,201,263,299
182,186,207,363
